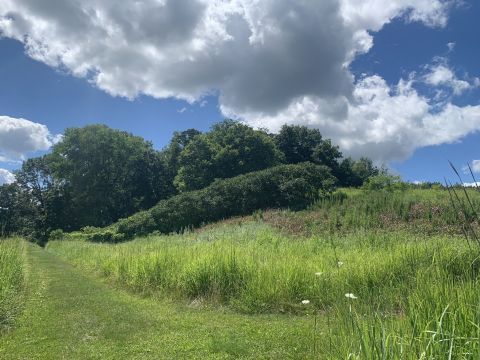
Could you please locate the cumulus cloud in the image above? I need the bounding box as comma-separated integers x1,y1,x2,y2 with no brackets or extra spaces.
1,0,475,162
470,160,480,173
0,116,60,161
239,75,480,162
0,168,15,185
423,61,474,96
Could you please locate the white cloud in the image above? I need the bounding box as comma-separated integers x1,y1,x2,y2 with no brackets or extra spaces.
1,0,473,163
238,75,480,163
0,0,454,107
423,61,473,96
447,42,456,51
464,182,480,188
0,116,60,161
470,160,480,173
0,169,15,185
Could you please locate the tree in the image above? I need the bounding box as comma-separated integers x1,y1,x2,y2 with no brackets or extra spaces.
336,157,379,187
0,184,21,237
13,156,68,243
312,139,343,173
162,128,202,180
173,135,218,192
352,157,379,185
362,174,405,191
209,120,284,179
336,157,357,187
48,125,172,228
275,125,323,164
174,120,283,192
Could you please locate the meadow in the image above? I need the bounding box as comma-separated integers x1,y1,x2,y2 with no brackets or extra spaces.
0,239,26,334
44,188,480,358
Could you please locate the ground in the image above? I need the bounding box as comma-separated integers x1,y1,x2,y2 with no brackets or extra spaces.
0,244,315,359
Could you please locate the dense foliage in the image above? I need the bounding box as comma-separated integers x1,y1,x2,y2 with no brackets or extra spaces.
174,121,284,192
1,121,380,243
113,162,334,239
50,125,174,228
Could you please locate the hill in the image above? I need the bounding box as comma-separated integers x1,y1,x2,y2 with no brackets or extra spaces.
27,187,480,358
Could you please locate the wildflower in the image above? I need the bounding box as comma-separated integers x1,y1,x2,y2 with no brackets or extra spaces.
315,272,323,277
337,261,344,267
345,293,357,300
301,300,310,305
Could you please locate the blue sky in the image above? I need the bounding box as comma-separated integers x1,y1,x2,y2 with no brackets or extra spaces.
350,1,480,182
0,0,479,184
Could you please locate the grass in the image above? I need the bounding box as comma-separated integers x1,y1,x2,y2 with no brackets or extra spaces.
47,223,475,313
0,238,26,334
48,225,480,358
0,244,316,359
4,188,480,358
46,188,480,358
258,188,480,237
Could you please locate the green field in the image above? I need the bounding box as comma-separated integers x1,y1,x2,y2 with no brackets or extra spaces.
2,189,480,358
0,239,25,335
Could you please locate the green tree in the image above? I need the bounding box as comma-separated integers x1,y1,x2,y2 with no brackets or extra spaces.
174,120,283,192
312,139,343,173
352,157,379,185
14,156,68,243
173,135,218,192
0,184,23,237
275,124,345,183
162,128,202,180
362,173,405,191
209,120,283,179
49,125,172,228
275,125,323,164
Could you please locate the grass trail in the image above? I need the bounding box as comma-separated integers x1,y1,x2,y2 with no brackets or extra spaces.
0,244,315,359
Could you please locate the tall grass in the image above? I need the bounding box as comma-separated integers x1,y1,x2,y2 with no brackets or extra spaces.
0,238,26,333
47,189,480,358
48,225,480,357
284,188,480,236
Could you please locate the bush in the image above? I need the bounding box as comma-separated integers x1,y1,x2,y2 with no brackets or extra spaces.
48,229,64,241
116,163,335,238
86,229,117,243
362,174,406,192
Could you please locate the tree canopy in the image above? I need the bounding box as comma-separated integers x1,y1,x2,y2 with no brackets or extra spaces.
1,120,380,242
174,120,283,192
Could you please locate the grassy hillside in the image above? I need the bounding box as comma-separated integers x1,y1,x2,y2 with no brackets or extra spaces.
47,188,480,358
0,239,26,334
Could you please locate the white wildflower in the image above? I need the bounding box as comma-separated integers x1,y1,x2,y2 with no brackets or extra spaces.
337,261,344,267
301,300,310,305
345,293,358,300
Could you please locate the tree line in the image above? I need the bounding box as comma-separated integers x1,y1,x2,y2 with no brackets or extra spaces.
0,120,379,243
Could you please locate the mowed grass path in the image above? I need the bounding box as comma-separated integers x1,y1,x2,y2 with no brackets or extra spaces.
0,244,314,359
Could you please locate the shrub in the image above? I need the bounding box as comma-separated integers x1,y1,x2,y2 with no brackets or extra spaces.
86,229,117,243
362,174,405,191
116,163,335,238
48,229,64,241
